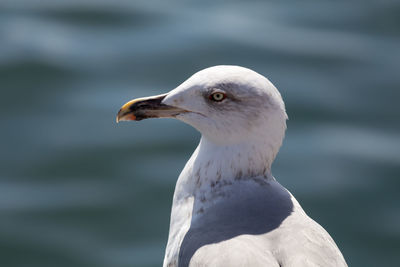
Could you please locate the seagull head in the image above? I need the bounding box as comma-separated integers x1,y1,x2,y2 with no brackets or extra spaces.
117,65,287,154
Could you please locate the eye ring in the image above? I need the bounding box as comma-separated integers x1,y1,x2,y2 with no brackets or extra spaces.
209,92,226,102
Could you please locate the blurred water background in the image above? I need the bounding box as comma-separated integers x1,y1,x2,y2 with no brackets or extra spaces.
0,0,399,266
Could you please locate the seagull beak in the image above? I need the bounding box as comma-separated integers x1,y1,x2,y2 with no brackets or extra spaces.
116,93,187,122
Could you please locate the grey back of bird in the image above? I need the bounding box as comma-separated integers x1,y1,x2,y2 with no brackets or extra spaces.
177,179,347,267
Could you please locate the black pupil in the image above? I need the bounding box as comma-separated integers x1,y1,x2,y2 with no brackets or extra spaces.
214,93,222,100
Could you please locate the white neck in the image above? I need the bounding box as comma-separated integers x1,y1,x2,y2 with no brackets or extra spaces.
193,136,273,187
163,135,277,266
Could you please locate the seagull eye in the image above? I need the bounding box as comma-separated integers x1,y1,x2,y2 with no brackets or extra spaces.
209,92,226,102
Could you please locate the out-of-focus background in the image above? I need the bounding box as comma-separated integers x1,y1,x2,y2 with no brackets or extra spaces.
1,0,399,266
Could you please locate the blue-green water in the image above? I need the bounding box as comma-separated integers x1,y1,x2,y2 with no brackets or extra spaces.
1,1,399,266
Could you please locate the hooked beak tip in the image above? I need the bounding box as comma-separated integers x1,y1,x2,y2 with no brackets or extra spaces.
116,108,137,123
116,94,169,124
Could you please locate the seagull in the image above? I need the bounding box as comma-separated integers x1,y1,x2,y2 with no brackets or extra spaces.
117,66,347,267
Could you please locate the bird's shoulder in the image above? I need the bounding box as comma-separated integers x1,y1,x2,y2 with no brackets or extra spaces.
178,178,346,267
270,207,348,267
187,223,347,267
188,235,280,267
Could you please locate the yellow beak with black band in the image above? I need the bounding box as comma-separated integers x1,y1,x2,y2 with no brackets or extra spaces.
116,93,187,122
